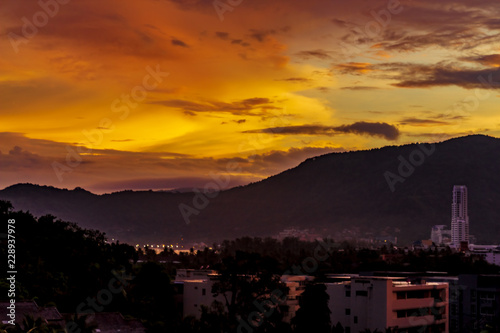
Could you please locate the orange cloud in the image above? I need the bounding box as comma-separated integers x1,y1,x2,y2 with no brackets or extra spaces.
333,62,374,75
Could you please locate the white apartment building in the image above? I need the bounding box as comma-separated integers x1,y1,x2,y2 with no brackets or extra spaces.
174,269,227,319
451,185,469,247
174,269,218,282
469,244,500,266
326,277,449,333
175,270,314,321
182,279,228,318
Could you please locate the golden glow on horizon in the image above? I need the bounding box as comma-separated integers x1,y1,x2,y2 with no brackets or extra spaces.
1,0,499,192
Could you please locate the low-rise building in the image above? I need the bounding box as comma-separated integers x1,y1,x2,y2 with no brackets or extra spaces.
0,301,145,333
425,276,460,333
68,313,146,333
326,276,449,333
0,301,65,329
174,269,218,282
175,270,314,321
174,269,226,319
469,245,500,266
181,278,228,318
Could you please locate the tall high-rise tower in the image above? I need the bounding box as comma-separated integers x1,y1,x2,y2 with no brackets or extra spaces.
451,185,469,247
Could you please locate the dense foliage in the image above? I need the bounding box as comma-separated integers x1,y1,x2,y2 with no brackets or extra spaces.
1,201,499,332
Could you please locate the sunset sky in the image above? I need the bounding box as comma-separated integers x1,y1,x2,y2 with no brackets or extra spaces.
1,0,500,193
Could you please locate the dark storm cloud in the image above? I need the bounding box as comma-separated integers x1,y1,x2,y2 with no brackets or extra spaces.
334,122,400,140
376,62,500,89
244,122,400,140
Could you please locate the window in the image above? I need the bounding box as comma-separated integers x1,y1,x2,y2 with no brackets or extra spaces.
450,305,457,316
431,290,443,301
345,308,351,315
202,288,206,296
471,290,477,301
480,307,494,315
480,292,495,300
356,290,368,297
397,310,406,318
397,291,406,300
471,305,476,315
354,316,358,324
345,290,351,297
345,327,350,333
407,290,425,299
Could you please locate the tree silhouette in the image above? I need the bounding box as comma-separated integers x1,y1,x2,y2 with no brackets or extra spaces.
211,252,288,332
126,261,178,332
292,283,331,333
332,322,344,333
0,200,13,216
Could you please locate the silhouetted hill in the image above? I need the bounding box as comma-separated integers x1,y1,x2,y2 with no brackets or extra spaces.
1,135,499,245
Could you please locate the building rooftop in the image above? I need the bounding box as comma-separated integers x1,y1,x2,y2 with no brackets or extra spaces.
0,301,64,327
81,313,145,333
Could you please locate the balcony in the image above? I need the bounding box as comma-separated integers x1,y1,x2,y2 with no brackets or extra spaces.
434,315,447,325
392,298,435,310
391,315,435,329
480,299,494,306
434,300,447,308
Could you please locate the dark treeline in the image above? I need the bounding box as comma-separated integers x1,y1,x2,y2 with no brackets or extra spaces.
1,201,499,332
151,236,499,277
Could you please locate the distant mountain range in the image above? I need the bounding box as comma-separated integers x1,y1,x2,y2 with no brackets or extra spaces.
1,135,500,246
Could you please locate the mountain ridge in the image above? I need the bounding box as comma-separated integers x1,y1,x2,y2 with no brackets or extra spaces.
1,134,499,245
